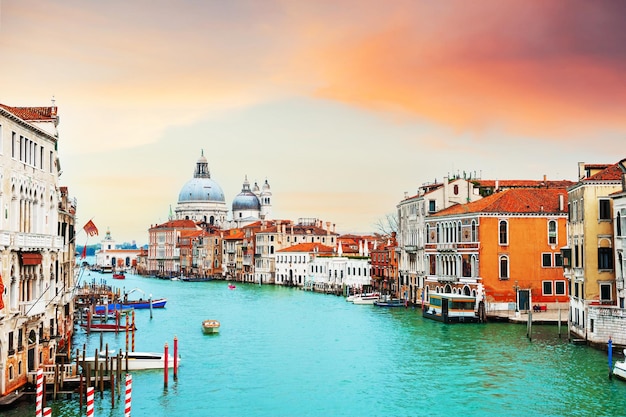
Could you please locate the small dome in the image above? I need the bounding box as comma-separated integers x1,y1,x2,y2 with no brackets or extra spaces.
232,177,261,211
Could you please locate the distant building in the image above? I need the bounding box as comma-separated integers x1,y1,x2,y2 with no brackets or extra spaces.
95,229,142,272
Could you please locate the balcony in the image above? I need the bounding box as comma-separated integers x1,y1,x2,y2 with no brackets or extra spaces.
2,231,64,250
404,245,418,253
436,243,457,252
437,276,458,283
20,299,47,317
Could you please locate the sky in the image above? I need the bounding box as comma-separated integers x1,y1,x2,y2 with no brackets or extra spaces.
1,1,625,245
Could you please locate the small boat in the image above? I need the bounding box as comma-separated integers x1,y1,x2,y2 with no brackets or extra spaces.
614,349,626,381
202,320,220,334
123,298,167,309
228,284,236,290
422,293,479,323
94,304,134,314
181,276,213,282
81,323,137,332
112,273,125,279
349,292,380,304
373,295,406,308
82,350,180,371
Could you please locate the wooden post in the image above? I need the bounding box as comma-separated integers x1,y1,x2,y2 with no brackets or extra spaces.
105,343,109,375
132,310,136,352
528,310,533,341
110,372,115,408
100,362,105,398
99,331,103,352
79,373,83,410
42,375,46,408
94,349,99,387
125,314,129,353
173,336,178,380
164,343,169,387
53,364,58,400
149,295,153,319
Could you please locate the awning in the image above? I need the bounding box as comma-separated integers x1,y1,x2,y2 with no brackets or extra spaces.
20,252,43,265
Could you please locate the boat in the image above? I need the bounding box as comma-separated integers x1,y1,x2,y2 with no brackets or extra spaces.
181,276,213,282
614,349,626,381
94,303,134,314
82,350,180,371
80,322,136,332
202,320,220,334
228,284,236,290
374,295,406,308
123,298,167,309
422,293,479,323
112,273,125,279
351,293,380,305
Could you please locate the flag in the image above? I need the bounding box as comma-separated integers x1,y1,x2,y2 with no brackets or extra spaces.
83,219,99,236
81,244,87,259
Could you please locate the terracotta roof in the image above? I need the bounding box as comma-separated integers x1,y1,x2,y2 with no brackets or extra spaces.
152,219,198,229
0,104,57,121
223,230,245,240
587,163,623,181
474,179,574,189
432,188,568,216
278,242,335,253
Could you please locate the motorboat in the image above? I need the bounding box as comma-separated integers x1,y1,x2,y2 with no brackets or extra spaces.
202,320,220,334
422,293,479,323
112,273,125,279
351,293,380,305
82,350,180,371
228,284,236,290
614,349,626,381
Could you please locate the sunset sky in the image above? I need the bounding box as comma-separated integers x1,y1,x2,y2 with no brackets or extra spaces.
1,1,624,245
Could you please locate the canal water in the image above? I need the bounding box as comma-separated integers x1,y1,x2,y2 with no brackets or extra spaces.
7,268,626,417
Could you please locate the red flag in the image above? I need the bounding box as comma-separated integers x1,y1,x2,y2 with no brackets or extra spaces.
81,244,87,259
83,220,98,236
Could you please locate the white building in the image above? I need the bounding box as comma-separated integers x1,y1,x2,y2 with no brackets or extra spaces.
308,254,371,294
0,100,76,397
95,228,142,272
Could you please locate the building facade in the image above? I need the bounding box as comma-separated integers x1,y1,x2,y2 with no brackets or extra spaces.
0,102,76,397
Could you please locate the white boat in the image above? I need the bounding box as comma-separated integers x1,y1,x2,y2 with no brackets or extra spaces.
82,350,180,371
202,319,220,334
351,293,381,305
614,349,626,381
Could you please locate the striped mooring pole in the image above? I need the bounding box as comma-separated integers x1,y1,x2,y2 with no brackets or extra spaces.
86,386,95,417
43,407,52,416
124,374,132,417
36,367,44,417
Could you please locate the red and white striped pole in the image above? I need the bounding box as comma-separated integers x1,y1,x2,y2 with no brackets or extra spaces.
36,367,43,417
124,374,132,417
43,407,52,416
86,386,95,417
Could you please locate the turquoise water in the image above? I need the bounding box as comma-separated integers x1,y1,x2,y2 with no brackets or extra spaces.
7,269,626,417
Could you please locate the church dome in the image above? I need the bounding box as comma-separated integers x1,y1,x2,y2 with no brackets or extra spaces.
232,177,261,211
178,178,225,202
177,152,225,203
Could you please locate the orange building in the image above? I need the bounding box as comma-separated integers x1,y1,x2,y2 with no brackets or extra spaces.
425,187,570,312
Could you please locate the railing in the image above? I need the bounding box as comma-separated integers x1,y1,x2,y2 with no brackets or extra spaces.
0,231,64,250
19,299,47,316
436,243,457,251
28,364,78,384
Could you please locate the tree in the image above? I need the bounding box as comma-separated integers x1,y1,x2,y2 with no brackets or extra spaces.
374,212,398,237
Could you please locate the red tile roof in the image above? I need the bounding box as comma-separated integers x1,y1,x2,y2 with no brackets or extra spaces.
0,104,57,121
432,188,568,216
587,163,623,181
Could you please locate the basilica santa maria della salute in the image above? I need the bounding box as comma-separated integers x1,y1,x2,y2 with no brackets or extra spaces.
174,151,272,228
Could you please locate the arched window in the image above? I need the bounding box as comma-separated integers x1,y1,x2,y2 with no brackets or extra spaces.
548,220,557,245
499,255,509,279
499,220,508,245
617,212,622,237
471,220,477,242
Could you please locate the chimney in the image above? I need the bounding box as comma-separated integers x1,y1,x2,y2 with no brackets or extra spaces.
559,194,564,211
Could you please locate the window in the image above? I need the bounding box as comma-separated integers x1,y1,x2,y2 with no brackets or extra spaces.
499,255,509,280
471,220,477,242
555,281,566,295
548,220,557,245
542,281,553,295
499,220,508,245
600,283,612,302
599,199,611,220
555,253,563,267
618,213,622,237
598,247,614,270
542,253,552,267
429,200,436,213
